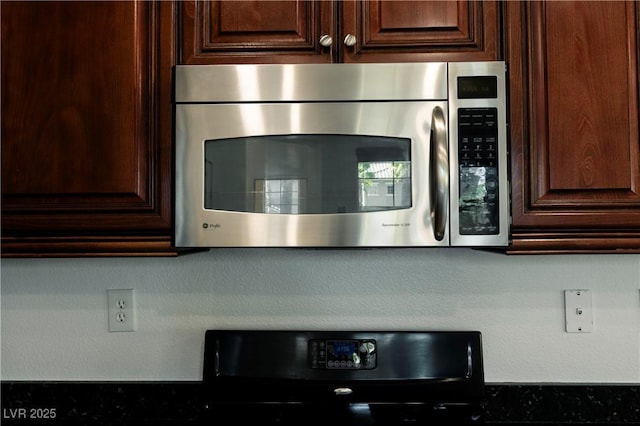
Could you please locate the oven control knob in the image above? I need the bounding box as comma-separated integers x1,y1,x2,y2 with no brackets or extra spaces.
352,353,361,367
319,35,333,47
360,341,375,354
343,34,357,47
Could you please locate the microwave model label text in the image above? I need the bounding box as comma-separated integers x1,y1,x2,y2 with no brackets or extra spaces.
382,223,410,227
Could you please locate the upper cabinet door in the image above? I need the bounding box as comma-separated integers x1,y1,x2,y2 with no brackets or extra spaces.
180,0,501,64
506,1,640,253
181,0,335,63
1,1,176,257
340,0,500,63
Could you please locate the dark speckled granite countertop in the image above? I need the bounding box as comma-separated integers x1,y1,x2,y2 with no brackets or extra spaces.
484,384,639,424
1,382,638,425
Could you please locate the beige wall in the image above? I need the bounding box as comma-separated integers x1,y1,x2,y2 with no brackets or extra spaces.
1,248,639,383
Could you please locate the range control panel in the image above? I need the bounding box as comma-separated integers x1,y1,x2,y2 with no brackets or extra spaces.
309,339,377,370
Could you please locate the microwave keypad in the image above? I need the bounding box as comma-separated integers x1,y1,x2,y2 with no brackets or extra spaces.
458,108,498,167
457,108,499,235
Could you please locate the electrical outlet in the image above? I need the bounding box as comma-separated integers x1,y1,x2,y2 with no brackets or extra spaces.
107,289,136,332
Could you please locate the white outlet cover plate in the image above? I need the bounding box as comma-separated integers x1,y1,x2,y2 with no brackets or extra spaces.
107,289,136,332
564,289,593,333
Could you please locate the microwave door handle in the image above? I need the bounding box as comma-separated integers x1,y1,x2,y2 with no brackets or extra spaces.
429,106,448,241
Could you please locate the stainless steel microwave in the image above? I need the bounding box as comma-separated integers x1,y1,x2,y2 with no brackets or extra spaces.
174,62,509,248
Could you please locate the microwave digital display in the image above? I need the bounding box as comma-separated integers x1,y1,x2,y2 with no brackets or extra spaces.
457,76,498,99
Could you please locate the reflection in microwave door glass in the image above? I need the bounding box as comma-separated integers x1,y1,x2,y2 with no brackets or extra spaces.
255,178,306,214
358,161,411,212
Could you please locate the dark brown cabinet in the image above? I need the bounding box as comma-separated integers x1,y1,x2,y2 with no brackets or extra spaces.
4,0,640,257
504,1,640,253
180,0,501,64
1,1,176,257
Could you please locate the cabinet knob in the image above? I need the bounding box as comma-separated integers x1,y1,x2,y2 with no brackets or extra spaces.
343,34,357,47
319,34,333,47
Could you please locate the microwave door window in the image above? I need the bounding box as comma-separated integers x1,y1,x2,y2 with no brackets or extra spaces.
203,135,411,214
255,178,306,214
357,161,411,212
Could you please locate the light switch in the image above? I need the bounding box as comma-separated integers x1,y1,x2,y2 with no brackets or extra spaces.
564,289,593,333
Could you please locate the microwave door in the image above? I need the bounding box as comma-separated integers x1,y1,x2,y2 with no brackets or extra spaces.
175,101,450,248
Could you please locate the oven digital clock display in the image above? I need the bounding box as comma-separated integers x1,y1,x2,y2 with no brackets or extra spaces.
329,340,358,357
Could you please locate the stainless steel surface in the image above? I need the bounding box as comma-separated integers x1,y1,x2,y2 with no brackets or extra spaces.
174,62,447,102
175,101,446,247
174,62,509,248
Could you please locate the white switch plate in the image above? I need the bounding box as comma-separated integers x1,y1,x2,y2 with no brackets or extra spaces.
564,289,593,333
107,289,136,332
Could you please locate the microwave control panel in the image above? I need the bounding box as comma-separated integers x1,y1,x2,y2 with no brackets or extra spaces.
308,339,377,370
457,107,500,235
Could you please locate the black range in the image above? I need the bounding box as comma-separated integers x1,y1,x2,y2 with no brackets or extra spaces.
202,330,485,425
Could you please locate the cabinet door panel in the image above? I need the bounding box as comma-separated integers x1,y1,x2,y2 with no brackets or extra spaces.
181,0,334,63
2,3,139,197
1,1,175,256
545,2,635,192
341,0,500,62
506,1,640,253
